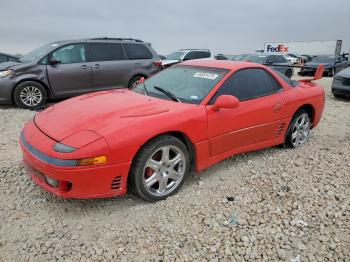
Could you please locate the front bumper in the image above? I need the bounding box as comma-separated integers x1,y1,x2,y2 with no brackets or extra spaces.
19,122,131,199
0,76,15,104
332,77,350,96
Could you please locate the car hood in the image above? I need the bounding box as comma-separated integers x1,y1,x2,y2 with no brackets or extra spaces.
162,60,180,66
304,62,333,68
34,90,179,141
0,61,23,70
336,67,350,77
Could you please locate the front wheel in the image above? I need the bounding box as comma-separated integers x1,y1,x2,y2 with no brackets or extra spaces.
285,69,293,78
13,81,47,110
130,135,190,201
328,68,335,77
284,110,311,148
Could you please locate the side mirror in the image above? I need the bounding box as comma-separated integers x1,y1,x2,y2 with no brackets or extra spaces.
49,56,61,65
212,95,240,111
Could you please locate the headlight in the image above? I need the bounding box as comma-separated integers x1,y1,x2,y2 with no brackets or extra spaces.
53,143,76,153
0,69,13,78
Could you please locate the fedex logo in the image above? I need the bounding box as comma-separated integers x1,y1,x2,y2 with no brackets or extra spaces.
266,44,289,53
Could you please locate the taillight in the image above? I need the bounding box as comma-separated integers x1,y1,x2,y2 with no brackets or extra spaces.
153,60,162,68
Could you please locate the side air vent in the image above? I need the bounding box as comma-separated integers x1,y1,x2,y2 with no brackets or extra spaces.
275,123,286,138
111,176,122,190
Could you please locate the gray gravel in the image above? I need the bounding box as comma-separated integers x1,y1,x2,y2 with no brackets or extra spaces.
0,77,349,261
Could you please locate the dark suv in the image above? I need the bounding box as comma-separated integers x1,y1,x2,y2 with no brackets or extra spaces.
0,38,161,109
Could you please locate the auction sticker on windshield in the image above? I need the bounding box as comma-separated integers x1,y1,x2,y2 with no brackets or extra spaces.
193,72,218,80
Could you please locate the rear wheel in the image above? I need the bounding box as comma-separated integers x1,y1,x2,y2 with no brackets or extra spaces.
130,135,190,201
13,81,47,110
284,110,311,148
128,75,145,89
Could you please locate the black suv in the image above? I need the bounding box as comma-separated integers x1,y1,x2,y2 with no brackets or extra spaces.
0,37,161,109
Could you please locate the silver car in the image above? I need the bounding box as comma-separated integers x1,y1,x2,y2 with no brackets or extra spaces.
0,38,161,109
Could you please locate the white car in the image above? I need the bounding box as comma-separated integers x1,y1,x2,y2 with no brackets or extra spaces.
162,49,227,67
283,54,299,64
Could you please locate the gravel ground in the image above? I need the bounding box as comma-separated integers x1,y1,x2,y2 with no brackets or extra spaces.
0,76,349,261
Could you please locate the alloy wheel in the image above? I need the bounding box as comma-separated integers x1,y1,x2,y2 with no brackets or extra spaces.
20,86,43,107
142,145,186,197
291,113,311,147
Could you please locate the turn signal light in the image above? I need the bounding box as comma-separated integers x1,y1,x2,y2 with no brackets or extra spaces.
78,156,107,166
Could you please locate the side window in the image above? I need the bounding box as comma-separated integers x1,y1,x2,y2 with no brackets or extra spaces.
197,51,211,59
275,56,284,63
90,43,125,62
210,68,282,102
0,55,7,63
51,44,86,64
265,55,274,64
124,43,153,59
184,52,196,60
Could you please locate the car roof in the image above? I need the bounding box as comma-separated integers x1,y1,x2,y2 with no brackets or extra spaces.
181,60,265,70
179,49,211,52
49,38,146,45
0,52,16,58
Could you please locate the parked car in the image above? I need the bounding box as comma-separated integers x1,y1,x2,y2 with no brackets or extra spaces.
162,49,226,67
0,52,18,63
299,55,348,77
300,54,313,63
243,53,294,78
286,53,303,64
331,67,350,98
0,37,161,109
284,54,299,64
20,60,325,201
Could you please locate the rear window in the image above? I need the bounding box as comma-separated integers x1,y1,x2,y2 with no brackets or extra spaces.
90,43,125,61
124,43,153,59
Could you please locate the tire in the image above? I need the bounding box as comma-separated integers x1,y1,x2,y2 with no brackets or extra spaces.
129,135,190,201
333,93,345,99
328,68,335,77
14,81,47,110
284,110,311,148
128,75,145,89
285,69,293,78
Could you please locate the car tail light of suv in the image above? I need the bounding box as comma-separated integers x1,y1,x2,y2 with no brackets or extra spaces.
153,60,162,68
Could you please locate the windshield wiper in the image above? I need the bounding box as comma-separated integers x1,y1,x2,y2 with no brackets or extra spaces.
154,86,182,102
139,83,148,96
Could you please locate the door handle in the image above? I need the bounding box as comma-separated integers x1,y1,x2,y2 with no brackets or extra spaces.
81,65,89,69
93,64,100,69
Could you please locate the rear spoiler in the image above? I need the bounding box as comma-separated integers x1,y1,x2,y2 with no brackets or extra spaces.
262,63,324,82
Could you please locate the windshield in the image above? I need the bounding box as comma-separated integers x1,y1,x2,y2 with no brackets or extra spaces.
19,43,58,63
166,51,186,61
311,56,335,63
133,65,229,104
243,54,266,63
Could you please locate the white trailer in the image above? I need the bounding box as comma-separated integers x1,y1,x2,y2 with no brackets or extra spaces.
264,40,342,56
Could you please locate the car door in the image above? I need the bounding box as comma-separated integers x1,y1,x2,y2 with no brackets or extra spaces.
206,68,285,156
46,43,93,97
89,42,133,90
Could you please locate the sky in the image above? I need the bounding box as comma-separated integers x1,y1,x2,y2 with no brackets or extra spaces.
1,0,349,56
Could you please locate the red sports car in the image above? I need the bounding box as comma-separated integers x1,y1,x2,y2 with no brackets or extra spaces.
19,60,325,201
